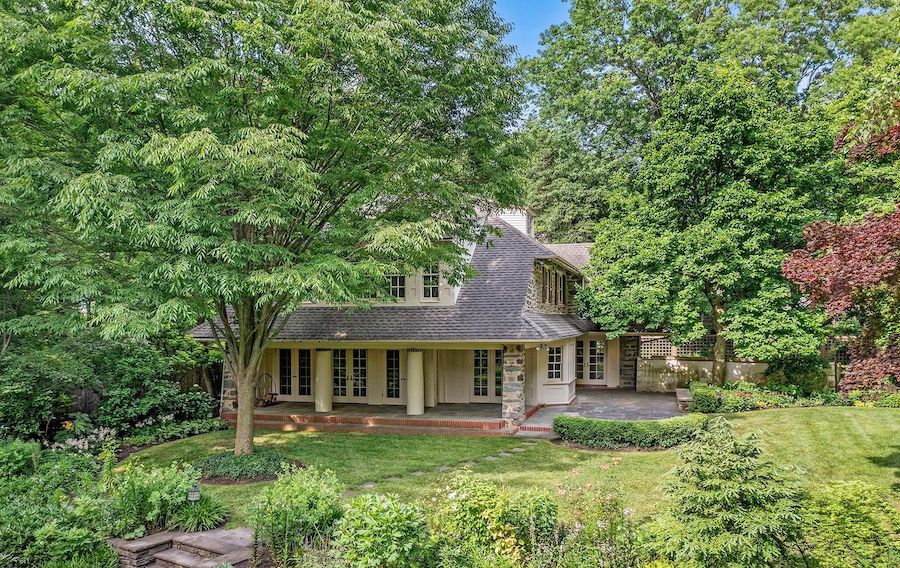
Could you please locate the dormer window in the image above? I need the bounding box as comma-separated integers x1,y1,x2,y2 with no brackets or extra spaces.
388,275,406,299
422,265,440,300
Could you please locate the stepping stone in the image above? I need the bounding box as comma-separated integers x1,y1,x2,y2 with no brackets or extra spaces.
410,471,426,477
497,452,512,457
509,447,527,453
436,465,451,472
385,476,402,482
482,455,499,462
522,440,538,445
461,461,476,467
361,482,376,490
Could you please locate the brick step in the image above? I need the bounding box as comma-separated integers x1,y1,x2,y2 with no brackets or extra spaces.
223,412,507,430
241,419,517,436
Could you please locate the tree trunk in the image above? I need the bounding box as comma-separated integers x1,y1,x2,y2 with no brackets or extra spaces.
711,331,727,386
234,366,260,455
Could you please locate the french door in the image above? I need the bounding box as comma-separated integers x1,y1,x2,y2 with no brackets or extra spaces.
384,349,406,404
472,349,503,402
334,349,368,402
276,348,314,401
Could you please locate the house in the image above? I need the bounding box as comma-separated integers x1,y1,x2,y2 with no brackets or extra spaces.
191,210,771,430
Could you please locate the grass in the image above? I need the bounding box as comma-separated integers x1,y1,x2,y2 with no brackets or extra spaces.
124,407,900,526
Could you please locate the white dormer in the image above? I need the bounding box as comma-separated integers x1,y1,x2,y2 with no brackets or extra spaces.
498,207,534,237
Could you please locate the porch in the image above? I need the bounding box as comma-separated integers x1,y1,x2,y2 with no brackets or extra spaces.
222,401,523,435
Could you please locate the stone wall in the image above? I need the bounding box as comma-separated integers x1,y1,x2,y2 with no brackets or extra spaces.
636,358,769,392
524,260,580,315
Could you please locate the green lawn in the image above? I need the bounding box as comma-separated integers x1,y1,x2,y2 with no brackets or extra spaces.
125,407,900,526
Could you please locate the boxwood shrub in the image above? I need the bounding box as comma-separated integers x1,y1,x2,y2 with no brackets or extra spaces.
552,414,710,449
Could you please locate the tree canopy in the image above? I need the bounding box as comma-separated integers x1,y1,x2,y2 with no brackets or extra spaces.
0,0,523,453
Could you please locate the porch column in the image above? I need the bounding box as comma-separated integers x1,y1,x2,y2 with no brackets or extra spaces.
406,348,425,415
424,349,437,408
314,349,333,412
220,360,237,413
502,344,526,424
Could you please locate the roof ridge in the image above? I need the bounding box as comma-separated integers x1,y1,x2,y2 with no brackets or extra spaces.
486,216,557,256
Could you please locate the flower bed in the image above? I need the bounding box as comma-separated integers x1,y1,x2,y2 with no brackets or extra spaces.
687,381,899,413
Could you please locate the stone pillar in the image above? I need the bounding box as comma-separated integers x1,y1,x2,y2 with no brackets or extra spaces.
221,359,237,413
406,349,425,416
502,344,526,423
314,349,333,413
424,349,437,408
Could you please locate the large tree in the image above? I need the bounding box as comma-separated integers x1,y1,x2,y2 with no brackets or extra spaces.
0,0,522,454
523,0,860,241
578,63,831,383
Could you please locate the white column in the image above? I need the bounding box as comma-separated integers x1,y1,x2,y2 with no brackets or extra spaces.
314,349,333,412
424,349,437,408
406,349,425,416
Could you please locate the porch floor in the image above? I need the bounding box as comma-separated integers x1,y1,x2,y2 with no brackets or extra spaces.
253,401,502,420
521,388,682,430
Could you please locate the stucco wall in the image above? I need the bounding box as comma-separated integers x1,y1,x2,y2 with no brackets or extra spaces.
636,358,769,392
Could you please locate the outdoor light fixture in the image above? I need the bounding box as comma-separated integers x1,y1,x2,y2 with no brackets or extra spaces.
188,484,201,504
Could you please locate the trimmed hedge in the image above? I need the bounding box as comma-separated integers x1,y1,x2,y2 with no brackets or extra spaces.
552,414,710,449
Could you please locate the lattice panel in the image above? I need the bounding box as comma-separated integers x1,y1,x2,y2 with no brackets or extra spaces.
640,336,673,358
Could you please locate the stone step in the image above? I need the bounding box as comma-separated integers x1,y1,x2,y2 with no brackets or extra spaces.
153,547,251,568
172,533,243,557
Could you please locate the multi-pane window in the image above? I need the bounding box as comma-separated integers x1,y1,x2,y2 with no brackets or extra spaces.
332,350,347,396
422,265,440,299
542,267,551,303
589,340,605,381
388,275,405,299
473,349,489,397
352,349,367,397
556,273,566,305
298,349,312,396
575,340,584,380
386,350,401,399
278,349,292,395
547,346,562,381
541,266,567,306
494,349,504,397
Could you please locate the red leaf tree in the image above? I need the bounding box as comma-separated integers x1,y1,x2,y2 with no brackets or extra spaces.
783,208,900,390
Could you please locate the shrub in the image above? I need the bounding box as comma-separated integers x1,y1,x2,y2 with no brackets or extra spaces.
552,414,709,449
107,463,199,539
802,481,900,567
431,470,558,563
873,392,900,407
0,349,95,439
529,492,641,568
0,439,40,477
687,382,720,412
123,417,228,448
251,466,343,566
645,417,804,566
168,493,227,532
43,545,119,568
335,494,430,568
764,354,829,395
719,390,755,412
196,446,288,480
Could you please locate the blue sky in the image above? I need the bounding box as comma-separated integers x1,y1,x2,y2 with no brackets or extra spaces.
495,0,570,58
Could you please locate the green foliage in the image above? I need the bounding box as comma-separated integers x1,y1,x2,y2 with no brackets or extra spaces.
764,354,830,395
646,417,804,567
0,348,94,439
123,418,227,448
687,381,855,413
431,470,558,563
195,446,288,480
106,463,198,539
801,481,900,568
42,546,119,568
872,393,900,407
168,493,227,532
0,438,39,477
251,466,344,565
335,493,430,568
552,414,709,449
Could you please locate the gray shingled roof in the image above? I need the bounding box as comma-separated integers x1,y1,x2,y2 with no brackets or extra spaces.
190,217,586,343
544,243,593,269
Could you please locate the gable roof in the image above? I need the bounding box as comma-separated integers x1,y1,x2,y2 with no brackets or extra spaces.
544,243,592,270
190,217,586,343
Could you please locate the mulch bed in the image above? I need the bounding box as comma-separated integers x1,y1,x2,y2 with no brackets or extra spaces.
551,438,667,452
200,459,306,485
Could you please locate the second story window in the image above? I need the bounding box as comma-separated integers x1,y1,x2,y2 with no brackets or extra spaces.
388,275,405,299
422,265,440,300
